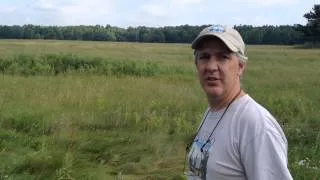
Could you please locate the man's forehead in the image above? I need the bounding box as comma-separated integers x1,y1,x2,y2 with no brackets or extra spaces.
196,45,231,53
195,38,230,52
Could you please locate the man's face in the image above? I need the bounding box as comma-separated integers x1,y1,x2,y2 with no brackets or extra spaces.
195,37,245,100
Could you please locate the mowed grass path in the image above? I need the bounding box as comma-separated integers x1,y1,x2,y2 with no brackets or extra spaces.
0,40,319,179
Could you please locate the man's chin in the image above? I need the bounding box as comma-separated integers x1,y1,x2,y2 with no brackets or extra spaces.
204,86,222,98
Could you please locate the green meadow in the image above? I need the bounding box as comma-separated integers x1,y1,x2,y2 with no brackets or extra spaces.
0,40,319,180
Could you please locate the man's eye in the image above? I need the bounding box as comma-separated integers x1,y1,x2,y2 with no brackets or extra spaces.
196,52,231,61
222,54,230,59
217,52,230,59
198,53,210,60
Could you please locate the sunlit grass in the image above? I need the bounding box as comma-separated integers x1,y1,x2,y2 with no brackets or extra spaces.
0,40,319,179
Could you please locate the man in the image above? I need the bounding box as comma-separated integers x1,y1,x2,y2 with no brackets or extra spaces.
185,25,293,180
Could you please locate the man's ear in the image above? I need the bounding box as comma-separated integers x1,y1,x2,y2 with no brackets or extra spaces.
238,62,246,77
194,50,198,65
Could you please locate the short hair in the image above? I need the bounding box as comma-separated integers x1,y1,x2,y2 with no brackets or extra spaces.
193,51,247,65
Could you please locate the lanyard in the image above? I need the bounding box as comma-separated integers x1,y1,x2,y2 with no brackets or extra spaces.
196,89,242,152
183,89,242,173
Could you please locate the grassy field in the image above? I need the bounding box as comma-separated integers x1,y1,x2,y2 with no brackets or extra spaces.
0,39,319,180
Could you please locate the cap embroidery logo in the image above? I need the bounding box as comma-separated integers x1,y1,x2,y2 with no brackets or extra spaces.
208,25,225,33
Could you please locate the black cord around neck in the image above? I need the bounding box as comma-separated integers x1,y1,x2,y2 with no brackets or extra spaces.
183,89,242,173
199,89,242,152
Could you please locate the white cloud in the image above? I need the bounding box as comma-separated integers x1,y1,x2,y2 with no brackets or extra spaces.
133,0,207,27
24,0,116,25
24,17,33,24
232,17,248,25
253,16,271,25
231,0,298,6
0,0,116,26
170,0,204,5
58,0,116,25
0,6,16,13
140,3,168,17
0,0,312,27
0,3,20,25
33,0,56,10
231,15,272,26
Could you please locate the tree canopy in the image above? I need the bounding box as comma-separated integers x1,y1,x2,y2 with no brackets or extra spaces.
295,4,320,46
4,5,320,45
0,24,304,45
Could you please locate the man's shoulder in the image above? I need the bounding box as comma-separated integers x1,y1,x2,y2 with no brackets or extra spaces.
239,95,273,122
234,94,286,139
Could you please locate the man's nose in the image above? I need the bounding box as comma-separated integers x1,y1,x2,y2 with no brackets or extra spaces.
205,57,219,72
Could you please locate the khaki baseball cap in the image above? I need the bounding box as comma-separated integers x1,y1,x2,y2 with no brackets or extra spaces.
191,25,248,60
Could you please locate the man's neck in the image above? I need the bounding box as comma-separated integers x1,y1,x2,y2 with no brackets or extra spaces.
208,88,245,112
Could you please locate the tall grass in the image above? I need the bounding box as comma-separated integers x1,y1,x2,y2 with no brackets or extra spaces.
0,75,203,180
0,53,192,77
0,40,319,179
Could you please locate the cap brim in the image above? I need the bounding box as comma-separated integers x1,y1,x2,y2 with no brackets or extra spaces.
191,33,238,52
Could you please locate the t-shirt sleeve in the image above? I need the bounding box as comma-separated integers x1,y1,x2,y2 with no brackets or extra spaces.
240,129,293,180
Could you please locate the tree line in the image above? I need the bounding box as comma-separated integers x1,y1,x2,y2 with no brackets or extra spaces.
0,4,319,45
295,4,320,46
0,24,304,45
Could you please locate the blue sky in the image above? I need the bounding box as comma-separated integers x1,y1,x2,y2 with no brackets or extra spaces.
0,0,319,27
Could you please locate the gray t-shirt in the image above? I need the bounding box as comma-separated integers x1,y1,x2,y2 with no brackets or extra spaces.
186,94,293,180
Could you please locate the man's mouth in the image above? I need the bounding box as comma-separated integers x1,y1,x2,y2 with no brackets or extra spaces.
206,77,219,81
205,77,221,86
